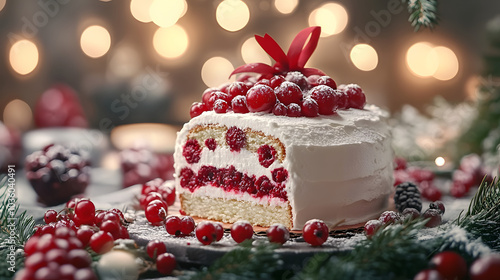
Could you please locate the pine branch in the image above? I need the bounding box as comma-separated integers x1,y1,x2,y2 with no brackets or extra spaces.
456,178,500,250
403,0,440,31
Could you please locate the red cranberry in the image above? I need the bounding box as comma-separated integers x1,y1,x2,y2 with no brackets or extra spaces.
156,253,176,275
469,254,500,280
146,240,167,259
246,85,276,112
301,98,319,117
274,81,302,105
214,222,224,241
285,71,308,90
429,201,445,215
195,221,218,245
231,220,253,244
74,200,95,225
414,269,444,280
257,145,277,168
450,181,468,198
378,211,402,225
89,231,114,254
228,81,250,99
310,85,336,115
100,220,121,240
269,75,285,88
272,102,287,116
165,216,182,236
180,216,195,235
429,251,467,280
422,209,442,228
402,208,421,219
394,157,407,170
452,169,475,190
44,210,58,224
302,219,329,246
344,84,366,109
202,88,219,105
182,139,201,164
145,202,167,224
207,91,231,109
287,103,302,117
421,187,442,202
316,76,337,89
68,249,92,268
231,95,249,113
364,219,382,238
226,126,246,152
77,227,94,247
266,224,289,244
24,236,40,257
190,102,207,118
213,99,229,113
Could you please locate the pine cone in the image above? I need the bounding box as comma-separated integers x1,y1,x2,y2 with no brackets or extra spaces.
394,182,422,213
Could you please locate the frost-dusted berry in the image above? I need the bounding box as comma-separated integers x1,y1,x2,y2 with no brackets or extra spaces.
145,202,167,224
207,91,231,110
316,76,337,89
287,103,302,117
190,102,207,118
378,211,402,225
302,219,329,246
429,251,467,280
228,81,250,99
301,98,319,117
257,145,276,168
271,168,288,183
421,186,442,202
394,182,422,213
202,88,219,105
195,221,218,245
274,81,302,105
413,269,444,280
310,85,336,115
156,253,176,275
180,216,196,235
246,85,276,112
270,75,285,88
231,95,249,113
205,138,217,151
402,208,420,220
286,71,308,90
231,220,253,243
429,201,445,215
182,139,201,164
266,224,289,244
272,102,287,116
423,208,442,228
344,84,366,109
364,219,382,238
469,254,500,280
226,126,246,152
146,240,167,259
180,167,195,189
213,99,229,113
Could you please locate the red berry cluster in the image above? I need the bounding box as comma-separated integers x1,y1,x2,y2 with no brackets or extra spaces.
393,158,442,202
18,199,130,280
450,154,493,198
414,252,500,280
364,203,445,237
146,240,177,275
120,148,174,188
190,72,366,118
138,179,176,225
165,215,196,237
25,144,91,206
179,165,287,200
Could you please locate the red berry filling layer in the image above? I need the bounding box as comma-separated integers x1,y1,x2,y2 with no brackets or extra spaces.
179,165,288,201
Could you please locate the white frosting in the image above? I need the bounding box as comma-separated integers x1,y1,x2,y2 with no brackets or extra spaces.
174,105,394,230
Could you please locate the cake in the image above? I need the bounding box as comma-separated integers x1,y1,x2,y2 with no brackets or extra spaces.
173,27,394,230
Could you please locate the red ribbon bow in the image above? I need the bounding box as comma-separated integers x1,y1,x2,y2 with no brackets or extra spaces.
230,26,325,78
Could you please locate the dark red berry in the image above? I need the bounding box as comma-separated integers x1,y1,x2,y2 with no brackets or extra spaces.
202,88,218,105
272,102,287,116
469,254,500,280
450,181,468,198
226,126,246,152
364,219,382,238
68,249,92,268
44,210,58,224
429,251,467,280
165,216,182,236
156,253,176,275
287,103,301,117
310,85,336,115
100,220,121,240
285,71,308,90
145,202,167,224
205,138,217,151
429,201,446,215
231,95,249,113
89,231,114,254
316,76,337,89
257,145,277,168
378,211,402,225
413,269,444,280
302,219,329,246
274,81,302,105
271,168,288,183
246,85,276,112
228,81,250,99
195,221,218,245
402,208,421,220
182,139,201,164
344,84,366,109
421,187,442,202
213,99,229,113
231,220,253,244
301,98,319,117
207,91,231,109
74,200,95,225
270,75,285,88
423,209,442,228
266,224,289,244
77,227,94,247
214,222,224,241
146,240,167,259
180,216,195,235
190,102,207,118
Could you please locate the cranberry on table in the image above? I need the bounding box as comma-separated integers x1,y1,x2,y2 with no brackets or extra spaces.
469,254,500,280
429,201,446,215
413,269,444,280
146,240,168,260
196,221,219,245
378,211,402,225
165,216,182,236
231,220,254,244
89,231,114,254
266,224,290,244
302,219,329,246
156,253,176,275
214,222,224,241
429,251,467,280
422,209,442,228
180,216,196,235
145,202,167,224
364,219,382,238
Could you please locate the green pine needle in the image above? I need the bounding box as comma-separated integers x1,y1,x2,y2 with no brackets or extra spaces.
404,0,440,31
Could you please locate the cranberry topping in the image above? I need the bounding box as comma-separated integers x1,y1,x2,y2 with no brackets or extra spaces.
310,85,337,115
226,126,246,152
285,71,308,91
287,103,302,117
316,76,337,89
182,139,201,164
190,102,207,118
272,102,287,116
257,145,277,168
231,95,250,113
213,99,229,113
246,85,276,112
274,81,302,105
344,84,366,109
228,81,250,99
301,98,319,117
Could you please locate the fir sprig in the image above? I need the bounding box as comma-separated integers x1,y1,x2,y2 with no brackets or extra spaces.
403,0,440,31
456,179,500,250
0,175,35,277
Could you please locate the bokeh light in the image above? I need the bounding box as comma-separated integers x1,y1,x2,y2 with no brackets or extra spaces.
3,99,33,130
9,39,39,75
406,42,439,77
150,0,185,28
0,0,6,12
308,2,348,37
274,0,298,14
153,24,189,59
130,0,153,23
201,57,235,87
350,44,378,71
216,0,250,32
108,44,141,78
432,46,459,81
80,25,111,58
435,156,446,167
241,37,272,65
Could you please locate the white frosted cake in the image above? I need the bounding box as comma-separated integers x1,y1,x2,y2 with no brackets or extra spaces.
174,102,393,230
